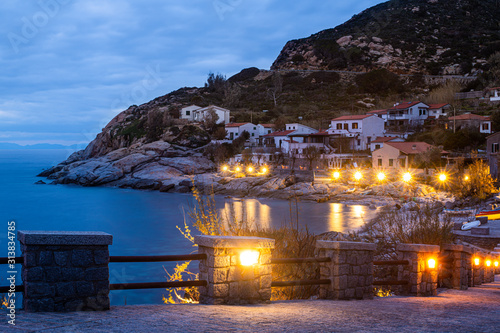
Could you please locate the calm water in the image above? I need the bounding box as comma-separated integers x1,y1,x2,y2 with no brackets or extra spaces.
0,150,378,305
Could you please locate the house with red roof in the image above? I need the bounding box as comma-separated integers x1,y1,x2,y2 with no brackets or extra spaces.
386,101,429,131
261,123,317,152
181,105,230,124
428,103,451,119
225,123,260,142
369,136,404,152
366,109,388,122
447,113,491,134
328,114,385,151
372,142,447,169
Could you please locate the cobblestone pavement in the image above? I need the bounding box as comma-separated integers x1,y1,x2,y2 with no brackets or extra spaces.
2,276,499,333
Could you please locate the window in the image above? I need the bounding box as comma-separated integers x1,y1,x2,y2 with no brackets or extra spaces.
235,133,238,136
352,122,358,129
251,133,254,136
483,123,490,131
389,159,394,166
343,123,348,130
419,109,427,116
375,144,381,149
268,130,271,134
337,123,342,130
367,137,371,144
400,159,406,168
253,127,256,130
493,143,499,153
378,159,382,166
186,110,190,116
357,139,361,146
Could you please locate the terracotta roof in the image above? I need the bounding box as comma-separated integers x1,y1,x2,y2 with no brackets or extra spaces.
366,109,387,115
428,103,450,109
371,136,399,143
387,101,428,110
386,142,439,154
263,130,294,137
448,113,490,121
310,130,330,136
332,115,372,121
486,87,500,91
259,124,274,128
225,122,252,128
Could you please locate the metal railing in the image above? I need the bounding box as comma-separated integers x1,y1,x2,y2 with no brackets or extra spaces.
373,260,409,286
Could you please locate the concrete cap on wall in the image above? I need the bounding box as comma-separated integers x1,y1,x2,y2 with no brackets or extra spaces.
18,231,113,245
316,240,376,251
396,243,440,253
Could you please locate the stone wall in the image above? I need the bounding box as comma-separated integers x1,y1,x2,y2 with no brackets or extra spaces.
397,244,440,297
316,241,375,300
19,231,112,312
439,244,472,290
195,235,275,305
454,235,500,251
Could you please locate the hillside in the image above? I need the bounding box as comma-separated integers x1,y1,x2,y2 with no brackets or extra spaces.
272,0,500,75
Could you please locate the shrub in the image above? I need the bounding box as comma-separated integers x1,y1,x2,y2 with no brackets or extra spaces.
355,69,403,95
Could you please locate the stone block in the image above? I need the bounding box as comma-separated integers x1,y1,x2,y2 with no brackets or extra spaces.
209,284,229,298
76,281,95,297
25,267,44,282
56,282,76,297
25,298,55,312
94,249,109,265
18,231,113,246
259,275,272,289
61,267,84,281
26,282,55,298
333,275,347,290
471,227,490,235
229,282,239,298
24,252,38,267
355,287,364,299
240,267,255,281
54,251,69,266
45,267,62,283
259,264,272,276
94,280,110,294
347,276,358,288
208,268,227,283
39,251,54,266
85,267,109,281
72,249,93,267
258,288,272,300
344,288,355,299
260,253,272,265
209,255,230,268
194,235,275,250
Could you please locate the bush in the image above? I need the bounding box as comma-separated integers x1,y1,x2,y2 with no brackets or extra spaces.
355,69,403,95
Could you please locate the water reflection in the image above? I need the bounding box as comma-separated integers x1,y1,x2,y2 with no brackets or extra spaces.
219,198,377,234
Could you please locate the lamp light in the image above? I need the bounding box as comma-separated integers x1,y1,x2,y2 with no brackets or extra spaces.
239,250,259,266
486,260,491,267
474,257,480,266
332,171,340,180
427,258,436,269
354,171,362,181
438,173,447,182
377,172,386,181
402,172,412,183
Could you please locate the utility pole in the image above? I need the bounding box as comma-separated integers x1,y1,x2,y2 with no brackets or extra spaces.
453,106,456,133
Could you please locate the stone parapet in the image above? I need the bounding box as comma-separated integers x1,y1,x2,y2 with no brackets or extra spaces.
397,243,439,296
19,231,112,312
316,241,375,300
195,235,275,305
439,244,472,290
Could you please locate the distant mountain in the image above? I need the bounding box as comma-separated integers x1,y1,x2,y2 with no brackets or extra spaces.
272,0,500,75
0,142,83,150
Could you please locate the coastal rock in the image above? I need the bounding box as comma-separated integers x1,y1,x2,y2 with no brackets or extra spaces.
159,183,175,192
34,180,46,185
112,153,156,173
159,157,215,174
133,162,183,180
55,160,124,186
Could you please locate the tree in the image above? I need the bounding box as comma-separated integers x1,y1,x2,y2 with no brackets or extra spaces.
205,72,226,93
457,160,497,200
414,146,443,174
223,82,242,108
267,72,283,107
202,109,219,133
355,69,403,95
273,116,286,131
212,126,227,140
303,145,321,170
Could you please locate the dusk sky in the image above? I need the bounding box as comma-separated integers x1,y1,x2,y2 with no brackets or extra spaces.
1,0,384,146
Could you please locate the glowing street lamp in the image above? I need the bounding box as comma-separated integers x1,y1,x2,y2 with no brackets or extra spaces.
239,250,259,266
495,261,499,267
247,166,254,173
402,172,412,183
474,257,480,266
235,166,241,172
486,260,491,267
427,258,436,269
261,166,268,174
354,171,363,181
222,165,229,172
438,173,447,182
464,175,470,182
377,172,386,182
332,171,341,180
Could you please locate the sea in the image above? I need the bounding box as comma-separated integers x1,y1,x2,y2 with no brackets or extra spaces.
0,149,380,306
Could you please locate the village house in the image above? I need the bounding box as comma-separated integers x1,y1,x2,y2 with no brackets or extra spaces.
260,123,317,153
447,113,492,134
372,142,446,170
485,87,500,102
486,131,500,179
427,103,451,119
225,123,260,142
257,124,275,136
385,101,430,130
365,109,388,122
369,136,404,152
328,114,385,151
180,105,230,124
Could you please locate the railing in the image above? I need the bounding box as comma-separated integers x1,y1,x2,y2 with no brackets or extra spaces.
109,254,207,290
270,257,331,287
373,260,409,286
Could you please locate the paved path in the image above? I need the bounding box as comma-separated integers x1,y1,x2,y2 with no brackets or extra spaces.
3,277,500,332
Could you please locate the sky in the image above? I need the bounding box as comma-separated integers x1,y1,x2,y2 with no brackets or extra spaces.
1,0,384,146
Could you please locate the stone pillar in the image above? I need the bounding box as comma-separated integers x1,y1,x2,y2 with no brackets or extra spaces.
484,256,495,283
439,244,472,290
316,241,376,300
471,250,485,286
19,231,112,312
194,235,275,305
397,244,440,296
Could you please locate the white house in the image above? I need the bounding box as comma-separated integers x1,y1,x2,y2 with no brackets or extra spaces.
366,109,388,122
180,105,201,122
261,124,318,153
447,113,492,134
257,124,275,136
225,123,262,143
193,105,230,124
285,123,316,133
428,103,450,119
386,101,429,129
328,114,385,151
369,136,404,152
487,87,500,102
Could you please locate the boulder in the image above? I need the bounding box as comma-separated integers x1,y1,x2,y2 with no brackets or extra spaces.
159,184,175,192
133,162,183,180
113,153,156,173
34,180,46,185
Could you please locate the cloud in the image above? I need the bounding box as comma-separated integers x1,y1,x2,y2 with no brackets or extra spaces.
0,0,385,144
